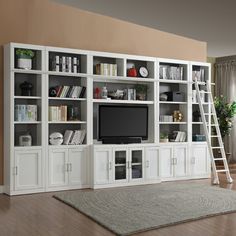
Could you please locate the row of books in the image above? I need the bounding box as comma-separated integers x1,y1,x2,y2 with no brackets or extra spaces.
51,86,86,98
192,69,205,82
159,65,184,80
63,130,86,145
49,106,67,121
15,105,37,122
95,63,118,76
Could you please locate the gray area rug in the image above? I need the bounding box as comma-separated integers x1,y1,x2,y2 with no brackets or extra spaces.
54,183,236,235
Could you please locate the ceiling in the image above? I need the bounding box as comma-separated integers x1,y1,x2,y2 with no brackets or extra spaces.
53,0,236,58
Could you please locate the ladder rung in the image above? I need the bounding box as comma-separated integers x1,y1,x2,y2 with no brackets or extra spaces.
211,135,220,137
216,170,228,173
204,113,214,115
201,91,211,94
214,158,226,161
212,146,224,149
207,124,217,126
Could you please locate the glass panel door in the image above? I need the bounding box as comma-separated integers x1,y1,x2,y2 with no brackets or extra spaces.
131,150,143,180
114,150,127,181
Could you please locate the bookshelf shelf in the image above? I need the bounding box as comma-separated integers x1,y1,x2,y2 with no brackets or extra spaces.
159,101,187,104
159,122,187,124
47,71,87,77
12,69,43,74
159,79,189,84
14,96,41,100
48,121,86,124
93,99,154,105
48,97,86,101
14,121,41,124
92,74,156,83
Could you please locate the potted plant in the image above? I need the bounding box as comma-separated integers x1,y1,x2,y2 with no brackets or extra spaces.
160,133,169,143
16,49,35,70
214,96,236,139
135,84,148,101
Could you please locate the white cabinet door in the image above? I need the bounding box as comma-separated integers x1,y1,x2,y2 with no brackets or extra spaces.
174,146,188,177
48,149,68,187
94,147,112,185
68,148,87,186
145,147,160,181
191,145,210,176
14,149,43,191
160,147,173,178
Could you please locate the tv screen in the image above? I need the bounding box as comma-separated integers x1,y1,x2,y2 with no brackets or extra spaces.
98,105,148,140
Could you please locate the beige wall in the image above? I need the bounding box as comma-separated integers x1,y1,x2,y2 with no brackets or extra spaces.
0,0,207,185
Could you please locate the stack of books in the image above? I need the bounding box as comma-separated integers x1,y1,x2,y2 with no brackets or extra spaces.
159,115,173,122
95,63,117,76
49,106,67,121
63,129,86,145
51,86,86,98
15,105,37,122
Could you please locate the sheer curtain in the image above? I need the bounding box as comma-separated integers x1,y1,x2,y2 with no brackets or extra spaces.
215,61,236,162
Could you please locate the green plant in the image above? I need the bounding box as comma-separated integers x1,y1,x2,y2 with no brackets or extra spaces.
214,95,236,138
135,84,148,94
16,49,35,58
160,133,168,139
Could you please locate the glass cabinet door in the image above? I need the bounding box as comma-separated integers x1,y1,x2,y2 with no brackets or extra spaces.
131,149,143,180
114,149,128,182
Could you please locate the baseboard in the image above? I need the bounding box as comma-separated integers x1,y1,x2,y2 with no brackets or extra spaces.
0,185,3,193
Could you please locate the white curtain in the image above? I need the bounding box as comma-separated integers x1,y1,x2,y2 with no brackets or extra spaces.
215,61,236,162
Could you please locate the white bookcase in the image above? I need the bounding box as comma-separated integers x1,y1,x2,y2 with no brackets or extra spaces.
4,42,211,195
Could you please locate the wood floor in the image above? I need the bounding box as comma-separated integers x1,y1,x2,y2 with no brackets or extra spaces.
1,174,236,236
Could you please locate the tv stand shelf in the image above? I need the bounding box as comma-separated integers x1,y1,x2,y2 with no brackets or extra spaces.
4,42,211,195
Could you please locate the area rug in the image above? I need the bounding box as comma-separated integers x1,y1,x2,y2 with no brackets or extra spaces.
54,183,236,235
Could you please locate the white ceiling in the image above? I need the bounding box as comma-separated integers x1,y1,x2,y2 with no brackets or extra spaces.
53,0,236,58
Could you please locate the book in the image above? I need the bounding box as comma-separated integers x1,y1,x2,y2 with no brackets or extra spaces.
79,87,86,98
63,130,74,145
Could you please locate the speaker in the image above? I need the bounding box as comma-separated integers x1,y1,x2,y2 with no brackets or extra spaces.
102,137,142,144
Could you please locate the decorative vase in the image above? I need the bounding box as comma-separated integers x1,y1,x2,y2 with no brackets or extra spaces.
17,57,32,70
20,81,33,96
160,138,169,143
136,93,146,101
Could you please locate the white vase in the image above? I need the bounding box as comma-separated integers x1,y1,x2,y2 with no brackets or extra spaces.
17,58,32,70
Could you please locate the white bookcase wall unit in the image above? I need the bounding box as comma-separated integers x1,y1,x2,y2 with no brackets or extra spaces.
4,43,211,195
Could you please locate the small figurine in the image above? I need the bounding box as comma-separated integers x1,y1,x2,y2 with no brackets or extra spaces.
173,110,183,122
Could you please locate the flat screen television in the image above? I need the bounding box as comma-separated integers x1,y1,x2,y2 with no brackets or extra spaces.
98,105,148,143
